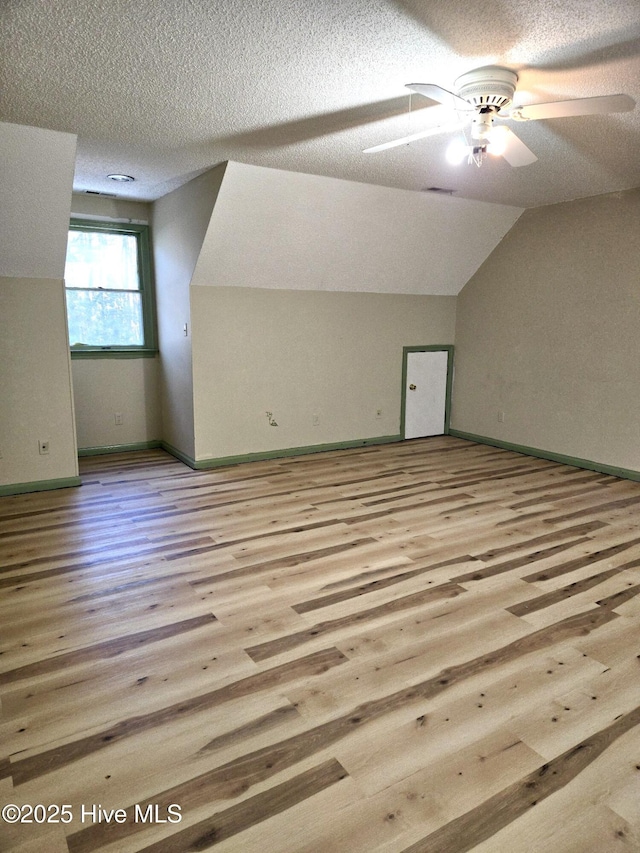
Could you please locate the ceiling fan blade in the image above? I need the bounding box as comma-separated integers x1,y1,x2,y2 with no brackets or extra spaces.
363,120,465,153
406,83,473,112
500,127,538,167
509,93,635,121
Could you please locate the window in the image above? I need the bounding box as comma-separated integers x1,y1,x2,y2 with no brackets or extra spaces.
64,219,156,356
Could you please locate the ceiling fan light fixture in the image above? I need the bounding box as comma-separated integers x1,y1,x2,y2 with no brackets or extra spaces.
446,138,469,165
486,125,509,156
368,64,629,171
454,66,518,112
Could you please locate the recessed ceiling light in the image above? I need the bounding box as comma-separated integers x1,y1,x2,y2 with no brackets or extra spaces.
107,173,135,182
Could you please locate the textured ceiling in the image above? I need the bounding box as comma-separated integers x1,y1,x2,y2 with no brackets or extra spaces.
1,0,639,207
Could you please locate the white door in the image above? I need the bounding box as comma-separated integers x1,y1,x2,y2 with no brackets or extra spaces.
404,350,449,438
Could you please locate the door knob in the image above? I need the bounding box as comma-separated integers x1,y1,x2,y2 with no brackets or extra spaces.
409,384,416,390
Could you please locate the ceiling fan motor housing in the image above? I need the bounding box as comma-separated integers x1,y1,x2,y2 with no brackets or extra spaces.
455,66,518,113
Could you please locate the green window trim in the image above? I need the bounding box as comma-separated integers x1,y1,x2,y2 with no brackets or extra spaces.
66,218,158,357
70,348,158,359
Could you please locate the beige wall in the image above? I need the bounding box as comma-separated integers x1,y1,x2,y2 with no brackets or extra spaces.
71,193,151,224
72,358,161,450
192,287,455,460
452,188,640,472
187,161,516,462
158,160,504,463
0,278,78,486
0,122,78,491
70,193,151,223
152,164,227,458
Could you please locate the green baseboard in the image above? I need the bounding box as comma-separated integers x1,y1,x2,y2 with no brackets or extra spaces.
449,429,640,483
162,434,402,471
78,440,162,457
0,476,82,497
160,441,197,468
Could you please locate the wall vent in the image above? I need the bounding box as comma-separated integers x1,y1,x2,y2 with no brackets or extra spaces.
423,186,456,195
82,189,117,198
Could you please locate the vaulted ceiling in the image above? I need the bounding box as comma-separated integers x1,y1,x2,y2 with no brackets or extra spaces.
1,0,638,207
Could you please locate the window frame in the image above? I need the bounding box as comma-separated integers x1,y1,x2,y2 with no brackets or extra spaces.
65,218,157,359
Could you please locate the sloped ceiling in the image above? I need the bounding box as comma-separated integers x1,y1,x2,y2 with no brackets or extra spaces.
190,161,523,295
1,0,638,207
0,122,77,279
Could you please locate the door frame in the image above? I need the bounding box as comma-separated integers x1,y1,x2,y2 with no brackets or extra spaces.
400,345,454,439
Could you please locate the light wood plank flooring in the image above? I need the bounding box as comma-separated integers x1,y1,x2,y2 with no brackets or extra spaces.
1,436,640,852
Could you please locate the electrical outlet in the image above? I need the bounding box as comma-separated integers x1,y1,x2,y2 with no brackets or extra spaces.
115,412,123,425
376,409,383,419
498,411,505,423
38,439,50,455
312,414,320,426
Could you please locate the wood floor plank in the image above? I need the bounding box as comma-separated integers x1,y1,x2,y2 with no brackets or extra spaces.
469,520,606,560
246,581,467,662
129,758,348,853
521,538,640,583
21,609,616,849
509,655,640,760
0,614,217,686
2,438,639,853
0,535,213,589
399,703,640,853
334,645,606,797
452,536,594,583
292,555,478,614
506,567,622,617
7,647,347,785
189,537,376,586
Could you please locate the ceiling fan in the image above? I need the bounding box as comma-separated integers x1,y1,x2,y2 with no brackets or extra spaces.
364,65,635,167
